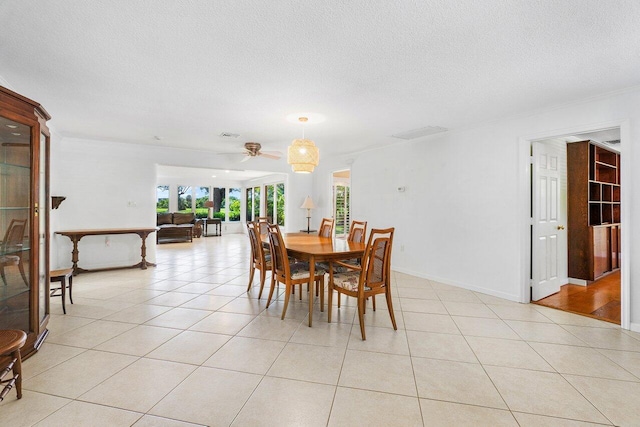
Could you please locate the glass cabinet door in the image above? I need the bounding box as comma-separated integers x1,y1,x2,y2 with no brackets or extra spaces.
0,116,32,331
39,131,48,323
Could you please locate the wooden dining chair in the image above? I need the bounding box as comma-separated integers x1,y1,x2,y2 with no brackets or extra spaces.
318,220,367,272
0,329,27,402
265,224,325,319
246,222,274,299
318,218,334,238
328,227,396,340
328,220,367,308
0,219,28,287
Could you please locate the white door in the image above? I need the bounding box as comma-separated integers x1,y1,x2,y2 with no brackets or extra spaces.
532,140,568,300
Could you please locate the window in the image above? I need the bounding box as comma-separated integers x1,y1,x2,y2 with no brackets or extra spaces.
229,188,241,221
276,183,285,226
212,187,226,220
264,182,285,226
177,186,192,212
195,186,209,218
156,185,169,213
253,186,260,220
246,186,261,222
265,185,274,223
246,188,253,222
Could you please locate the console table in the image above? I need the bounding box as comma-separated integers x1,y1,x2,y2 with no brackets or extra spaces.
55,228,157,275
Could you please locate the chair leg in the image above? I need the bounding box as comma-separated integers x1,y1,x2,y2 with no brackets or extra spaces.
357,296,366,340
60,278,67,314
18,260,28,287
68,275,73,304
327,286,333,323
319,278,324,312
266,276,277,308
372,295,376,311
258,268,267,299
0,266,6,286
12,348,22,399
337,293,341,308
385,289,398,330
281,284,292,320
246,266,255,293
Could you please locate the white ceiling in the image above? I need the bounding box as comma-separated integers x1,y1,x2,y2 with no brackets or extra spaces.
1,1,639,160
157,165,279,182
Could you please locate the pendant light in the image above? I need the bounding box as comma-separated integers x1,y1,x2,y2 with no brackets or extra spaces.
287,117,319,173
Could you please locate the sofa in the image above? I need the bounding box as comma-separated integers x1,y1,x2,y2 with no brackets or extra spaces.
156,212,203,243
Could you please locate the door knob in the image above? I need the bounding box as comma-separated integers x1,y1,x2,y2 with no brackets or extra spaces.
557,225,565,230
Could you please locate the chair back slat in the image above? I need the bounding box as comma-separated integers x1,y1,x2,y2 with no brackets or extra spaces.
318,218,334,238
347,220,367,243
267,224,289,280
360,228,394,292
246,222,265,267
2,219,26,250
256,217,270,236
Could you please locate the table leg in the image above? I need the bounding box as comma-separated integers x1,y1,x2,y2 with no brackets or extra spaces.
139,231,149,269
308,255,315,327
132,231,156,270
69,236,81,275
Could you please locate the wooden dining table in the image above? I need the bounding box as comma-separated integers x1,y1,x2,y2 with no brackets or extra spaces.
265,232,366,327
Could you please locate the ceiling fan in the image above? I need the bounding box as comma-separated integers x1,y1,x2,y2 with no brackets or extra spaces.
219,142,282,162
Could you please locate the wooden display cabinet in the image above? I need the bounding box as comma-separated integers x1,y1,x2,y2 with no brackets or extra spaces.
567,140,620,281
0,86,51,358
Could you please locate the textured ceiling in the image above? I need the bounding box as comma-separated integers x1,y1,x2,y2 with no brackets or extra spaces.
1,0,639,159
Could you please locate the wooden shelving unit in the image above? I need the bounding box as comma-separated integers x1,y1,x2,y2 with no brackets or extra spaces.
568,141,620,281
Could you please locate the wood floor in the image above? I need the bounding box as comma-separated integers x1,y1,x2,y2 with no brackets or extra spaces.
534,270,621,324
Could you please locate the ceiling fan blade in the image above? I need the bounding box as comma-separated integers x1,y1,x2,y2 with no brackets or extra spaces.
259,151,282,160
240,155,252,162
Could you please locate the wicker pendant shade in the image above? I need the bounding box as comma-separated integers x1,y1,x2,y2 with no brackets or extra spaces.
287,116,319,173
287,138,319,173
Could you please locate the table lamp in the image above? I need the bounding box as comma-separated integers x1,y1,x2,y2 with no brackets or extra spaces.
300,196,315,233
204,200,214,218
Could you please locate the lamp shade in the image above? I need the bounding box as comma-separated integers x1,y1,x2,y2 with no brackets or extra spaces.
300,196,315,210
204,200,214,208
287,138,319,173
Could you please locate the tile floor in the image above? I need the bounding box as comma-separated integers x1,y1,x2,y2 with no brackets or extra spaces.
2,234,640,426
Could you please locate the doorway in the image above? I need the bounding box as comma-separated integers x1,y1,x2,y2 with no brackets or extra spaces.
332,170,351,238
530,128,623,325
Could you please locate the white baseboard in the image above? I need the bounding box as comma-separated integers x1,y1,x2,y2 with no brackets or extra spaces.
392,267,521,303
568,277,588,286
630,322,640,333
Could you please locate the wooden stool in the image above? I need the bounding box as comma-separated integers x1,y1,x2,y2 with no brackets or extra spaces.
50,268,74,314
0,329,27,401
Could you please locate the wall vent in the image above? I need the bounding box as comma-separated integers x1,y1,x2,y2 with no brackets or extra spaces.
391,126,448,140
219,132,240,138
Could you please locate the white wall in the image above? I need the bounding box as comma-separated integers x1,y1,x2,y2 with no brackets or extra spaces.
313,87,639,330
50,137,312,270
